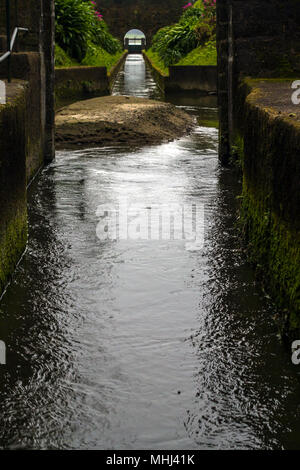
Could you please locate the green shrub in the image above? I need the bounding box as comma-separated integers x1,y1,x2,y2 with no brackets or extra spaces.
175,39,217,66
150,0,216,67
55,44,79,67
81,42,123,71
55,0,121,62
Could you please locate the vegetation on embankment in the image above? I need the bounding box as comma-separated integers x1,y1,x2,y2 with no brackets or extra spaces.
175,39,216,66
235,79,300,337
55,0,123,72
55,44,124,73
145,0,216,74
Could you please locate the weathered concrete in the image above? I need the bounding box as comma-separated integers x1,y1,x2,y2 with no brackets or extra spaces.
0,0,55,162
235,79,300,337
216,1,300,335
55,66,110,108
0,0,55,297
217,0,300,164
55,52,128,109
0,53,45,182
97,0,184,43
0,82,28,295
143,52,217,94
108,51,128,90
167,66,217,93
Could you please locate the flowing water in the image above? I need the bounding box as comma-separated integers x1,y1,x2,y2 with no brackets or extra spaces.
0,54,300,450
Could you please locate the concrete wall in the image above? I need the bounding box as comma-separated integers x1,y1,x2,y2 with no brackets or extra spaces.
0,53,46,181
216,0,300,336
237,80,300,337
0,0,55,296
55,66,109,108
97,0,184,43
0,0,55,164
55,52,128,108
217,0,300,164
167,66,217,93
0,82,28,295
144,51,217,94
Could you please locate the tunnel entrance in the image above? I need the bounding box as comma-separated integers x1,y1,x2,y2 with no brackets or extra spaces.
124,29,146,54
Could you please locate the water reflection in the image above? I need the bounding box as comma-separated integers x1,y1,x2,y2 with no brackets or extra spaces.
0,55,300,450
112,54,163,100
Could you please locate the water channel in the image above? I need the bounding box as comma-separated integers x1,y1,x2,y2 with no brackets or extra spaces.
0,54,300,450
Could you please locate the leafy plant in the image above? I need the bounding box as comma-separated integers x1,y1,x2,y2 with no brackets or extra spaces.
150,0,216,67
55,0,121,62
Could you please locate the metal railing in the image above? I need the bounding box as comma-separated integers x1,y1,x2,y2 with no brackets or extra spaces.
0,0,28,82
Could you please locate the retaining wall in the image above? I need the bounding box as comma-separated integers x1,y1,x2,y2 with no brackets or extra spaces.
235,79,300,337
0,53,46,182
216,0,300,335
55,52,128,108
0,82,28,295
0,0,55,297
143,52,217,94
167,66,217,93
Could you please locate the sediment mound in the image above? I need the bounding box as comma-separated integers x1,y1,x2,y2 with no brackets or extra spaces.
55,95,195,149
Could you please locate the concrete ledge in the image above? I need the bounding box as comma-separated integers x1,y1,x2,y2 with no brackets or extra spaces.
236,79,300,336
143,51,167,93
55,52,128,107
167,65,217,93
0,52,46,182
108,51,128,90
143,51,217,94
55,66,109,104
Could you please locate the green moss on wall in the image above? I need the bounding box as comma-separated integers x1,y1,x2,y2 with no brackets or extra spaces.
0,210,28,294
241,183,300,336
0,82,28,296
236,79,300,337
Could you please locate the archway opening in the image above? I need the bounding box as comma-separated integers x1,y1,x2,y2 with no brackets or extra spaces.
124,29,146,53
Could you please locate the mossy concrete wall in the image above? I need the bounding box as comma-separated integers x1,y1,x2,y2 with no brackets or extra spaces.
167,66,217,93
0,0,55,297
0,53,46,182
143,52,217,94
217,1,300,334
236,80,300,337
217,0,300,164
0,82,28,295
55,52,128,109
55,66,110,108
0,0,55,162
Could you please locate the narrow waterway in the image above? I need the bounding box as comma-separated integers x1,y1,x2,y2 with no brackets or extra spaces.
1,54,300,450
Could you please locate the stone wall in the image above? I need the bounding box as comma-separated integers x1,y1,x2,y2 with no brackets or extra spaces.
167,65,217,93
217,0,300,335
0,0,55,164
97,0,184,43
143,51,217,94
0,0,55,297
55,52,128,109
217,0,300,164
0,82,28,295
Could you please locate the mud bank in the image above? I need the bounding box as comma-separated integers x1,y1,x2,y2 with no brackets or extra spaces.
55,95,195,148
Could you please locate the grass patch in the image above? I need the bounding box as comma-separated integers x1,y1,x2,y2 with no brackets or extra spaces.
55,45,79,67
81,43,123,72
176,40,217,66
145,48,169,76
55,43,124,72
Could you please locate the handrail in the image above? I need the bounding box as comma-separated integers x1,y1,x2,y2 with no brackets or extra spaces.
0,0,28,83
